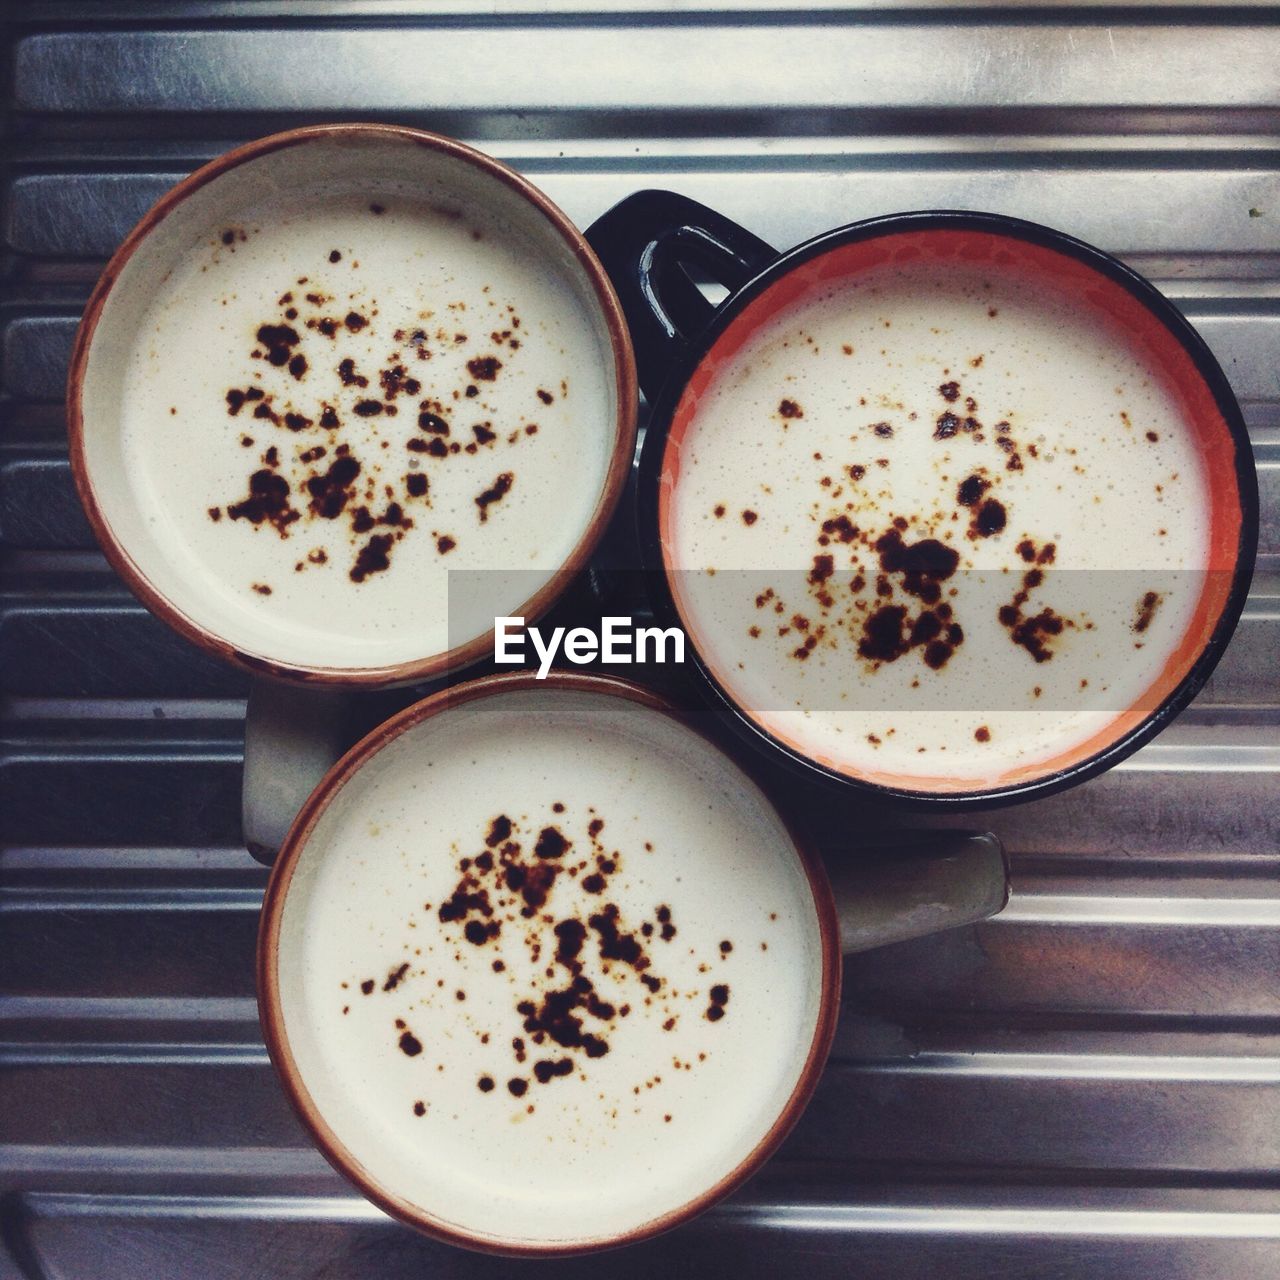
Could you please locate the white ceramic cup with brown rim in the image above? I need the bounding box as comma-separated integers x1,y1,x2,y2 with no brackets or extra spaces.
66,124,638,854
259,670,1007,1256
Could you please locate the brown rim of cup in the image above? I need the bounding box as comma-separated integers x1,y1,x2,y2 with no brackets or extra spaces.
256,669,842,1257
66,124,639,688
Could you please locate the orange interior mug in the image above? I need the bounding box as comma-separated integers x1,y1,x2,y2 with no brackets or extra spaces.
588,194,1258,807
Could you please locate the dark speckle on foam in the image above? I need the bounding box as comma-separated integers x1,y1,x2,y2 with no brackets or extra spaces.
196,216,586,593
342,803,742,1122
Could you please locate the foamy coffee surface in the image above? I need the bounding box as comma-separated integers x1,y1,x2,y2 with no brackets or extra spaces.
276,687,825,1246
666,254,1211,784
117,193,611,669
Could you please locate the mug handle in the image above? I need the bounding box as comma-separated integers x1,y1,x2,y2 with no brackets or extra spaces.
241,676,1010,938
585,190,776,401
828,832,1009,954
241,679,358,866
243,679,1010,940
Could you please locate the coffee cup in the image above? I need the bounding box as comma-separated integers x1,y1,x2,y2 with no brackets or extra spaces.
586,194,1258,806
66,124,638,849
257,671,1008,1255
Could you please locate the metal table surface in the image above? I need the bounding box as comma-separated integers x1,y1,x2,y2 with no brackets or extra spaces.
1,3,1278,1277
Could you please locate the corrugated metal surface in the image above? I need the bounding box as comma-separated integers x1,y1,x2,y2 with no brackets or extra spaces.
1,4,1278,1276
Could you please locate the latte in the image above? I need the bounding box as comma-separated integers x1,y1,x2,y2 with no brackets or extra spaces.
77,136,621,675
663,236,1213,787
272,683,826,1247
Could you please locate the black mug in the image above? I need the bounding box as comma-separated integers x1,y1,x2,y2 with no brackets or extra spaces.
585,192,1258,809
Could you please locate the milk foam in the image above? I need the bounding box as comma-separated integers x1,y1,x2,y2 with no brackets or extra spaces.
116,191,612,670
666,254,1211,784
275,687,825,1247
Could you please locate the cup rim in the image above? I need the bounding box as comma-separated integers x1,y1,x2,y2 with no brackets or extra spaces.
255,669,842,1256
66,123,639,687
634,207,1259,809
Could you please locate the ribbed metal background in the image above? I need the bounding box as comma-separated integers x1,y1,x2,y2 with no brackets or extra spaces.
1,4,1278,1276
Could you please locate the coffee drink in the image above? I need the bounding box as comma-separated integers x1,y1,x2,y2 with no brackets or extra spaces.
113,196,609,668
271,682,827,1247
76,133,624,676
662,233,1216,788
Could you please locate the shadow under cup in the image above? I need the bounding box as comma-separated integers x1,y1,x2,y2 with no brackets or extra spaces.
655,220,1257,803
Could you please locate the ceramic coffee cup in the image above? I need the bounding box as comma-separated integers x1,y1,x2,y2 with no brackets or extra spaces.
65,125,638,849
257,671,1008,1255
586,193,1258,808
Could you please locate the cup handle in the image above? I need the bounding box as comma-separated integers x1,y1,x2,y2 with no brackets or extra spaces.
241,679,358,866
827,832,1009,955
585,190,776,401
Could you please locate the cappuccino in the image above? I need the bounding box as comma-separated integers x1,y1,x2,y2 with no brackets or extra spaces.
663,239,1212,787
273,684,826,1246
81,153,618,674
